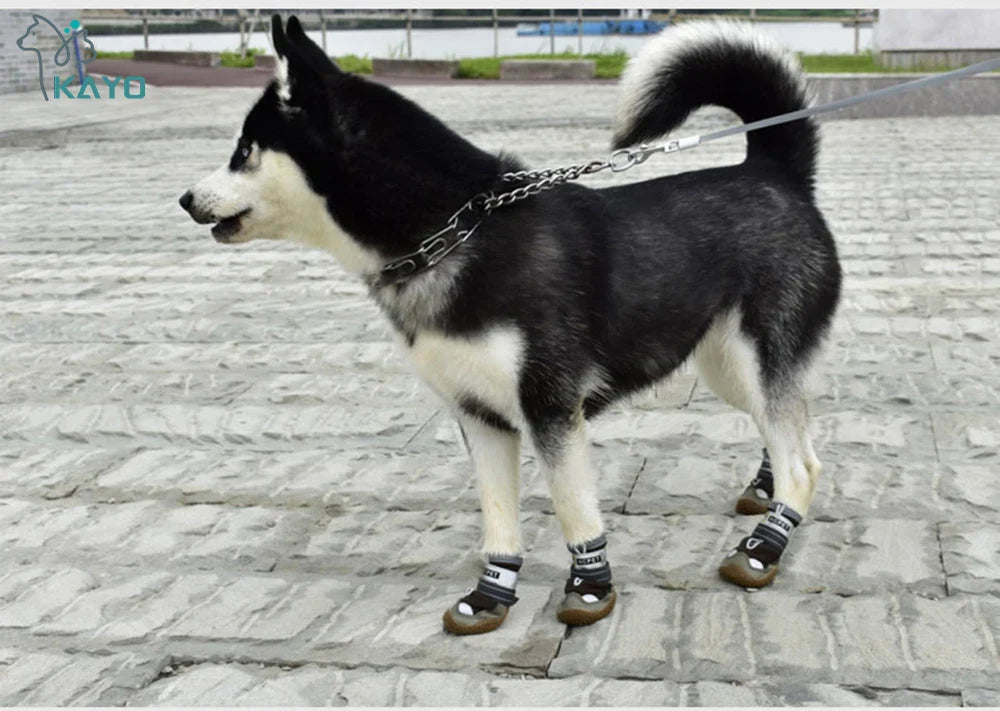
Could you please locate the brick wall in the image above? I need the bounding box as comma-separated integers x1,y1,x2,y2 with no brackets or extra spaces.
1,10,83,95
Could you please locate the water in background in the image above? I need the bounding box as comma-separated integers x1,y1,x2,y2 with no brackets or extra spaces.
92,21,875,58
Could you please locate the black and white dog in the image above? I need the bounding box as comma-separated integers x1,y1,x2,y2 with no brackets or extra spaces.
181,15,841,635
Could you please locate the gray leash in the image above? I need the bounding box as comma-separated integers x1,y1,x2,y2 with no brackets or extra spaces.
376,57,1000,288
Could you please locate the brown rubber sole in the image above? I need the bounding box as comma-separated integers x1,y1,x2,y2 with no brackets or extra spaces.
442,604,508,635
718,551,779,588
734,486,770,516
557,587,617,626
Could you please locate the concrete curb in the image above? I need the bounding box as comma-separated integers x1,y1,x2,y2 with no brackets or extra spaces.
133,50,221,68
500,59,596,81
373,58,459,79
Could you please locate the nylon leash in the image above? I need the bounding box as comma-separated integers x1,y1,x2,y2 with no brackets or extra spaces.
375,57,1000,288
709,56,1000,142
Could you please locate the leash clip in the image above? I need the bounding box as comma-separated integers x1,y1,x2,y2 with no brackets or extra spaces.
610,143,664,172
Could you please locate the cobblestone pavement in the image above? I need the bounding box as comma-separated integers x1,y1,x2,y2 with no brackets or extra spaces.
0,82,998,706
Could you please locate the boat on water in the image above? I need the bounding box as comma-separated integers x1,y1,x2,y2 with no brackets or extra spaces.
516,19,667,36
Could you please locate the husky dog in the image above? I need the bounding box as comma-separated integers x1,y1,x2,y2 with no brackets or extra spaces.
181,15,841,635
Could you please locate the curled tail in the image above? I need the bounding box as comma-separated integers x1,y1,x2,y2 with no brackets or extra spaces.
613,20,818,195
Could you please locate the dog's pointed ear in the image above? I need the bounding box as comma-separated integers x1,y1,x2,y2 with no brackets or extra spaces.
271,14,288,58
285,15,342,76
271,13,312,104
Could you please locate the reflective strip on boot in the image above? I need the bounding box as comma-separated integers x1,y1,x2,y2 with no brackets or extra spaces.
743,501,804,565
567,535,612,588
473,555,522,608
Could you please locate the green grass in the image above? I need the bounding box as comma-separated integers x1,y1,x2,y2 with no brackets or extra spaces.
799,51,1000,74
220,47,263,68
334,54,373,74
95,50,134,60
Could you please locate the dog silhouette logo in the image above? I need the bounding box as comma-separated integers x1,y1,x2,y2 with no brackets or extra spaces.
16,14,96,101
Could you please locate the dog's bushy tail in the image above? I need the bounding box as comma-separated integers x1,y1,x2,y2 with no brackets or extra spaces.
612,20,818,195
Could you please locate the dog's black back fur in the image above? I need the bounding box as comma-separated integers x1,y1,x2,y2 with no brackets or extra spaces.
253,16,841,454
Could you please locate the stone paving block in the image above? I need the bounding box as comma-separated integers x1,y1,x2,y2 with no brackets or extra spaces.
624,450,754,516
0,371,256,405
0,567,51,603
824,338,937,375
128,663,683,707
902,595,1000,689
167,576,298,640
554,587,1000,688
131,504,315,571
0,567,97,628
485,675,683,706
788,518,946,597
106,341,410,375
0,402,430,449
0,498,318,573
34,573,174,636
940,522,1000,594
809,457,949,522
963,688,1000,707
930,341,1000,374
938,463,1000,517
0,445,120,498
625,448,952,522
692,680,961,706
932,412,1000,459
815,372,1000,409
99,574,222,643
549,586,678,680
314,583,564,673
0,649,163,706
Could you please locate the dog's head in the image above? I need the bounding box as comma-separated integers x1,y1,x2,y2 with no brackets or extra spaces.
178,15,384,274
180,15,503,277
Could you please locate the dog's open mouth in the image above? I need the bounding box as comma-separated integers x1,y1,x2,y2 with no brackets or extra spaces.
212,208,251,242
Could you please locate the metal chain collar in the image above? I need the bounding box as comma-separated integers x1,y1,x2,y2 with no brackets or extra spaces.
374,141,688,289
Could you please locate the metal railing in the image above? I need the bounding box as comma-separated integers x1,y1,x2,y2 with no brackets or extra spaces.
80,9,875,58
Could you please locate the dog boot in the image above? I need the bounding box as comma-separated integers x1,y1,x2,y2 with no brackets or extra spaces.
557,576,617,626
735,448,774,515
719,502,801,588
557,534,616,626
442,554,521,635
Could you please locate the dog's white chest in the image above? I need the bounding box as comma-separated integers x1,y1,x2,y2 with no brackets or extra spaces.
406,328,524,424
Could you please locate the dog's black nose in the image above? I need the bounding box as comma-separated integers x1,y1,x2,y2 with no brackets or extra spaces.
179,191,193,211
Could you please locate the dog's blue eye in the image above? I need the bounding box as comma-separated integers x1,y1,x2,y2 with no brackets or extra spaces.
241,146,251,159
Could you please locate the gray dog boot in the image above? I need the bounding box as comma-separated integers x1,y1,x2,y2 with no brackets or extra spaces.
443,554,521,635
719,502,802,587
735,448,774,515
557,535,616,626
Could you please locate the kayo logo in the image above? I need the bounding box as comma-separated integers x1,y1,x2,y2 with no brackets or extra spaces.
15,13,145,101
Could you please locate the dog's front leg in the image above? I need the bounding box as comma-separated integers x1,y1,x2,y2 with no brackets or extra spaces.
442,414,523,635
531,409,617,627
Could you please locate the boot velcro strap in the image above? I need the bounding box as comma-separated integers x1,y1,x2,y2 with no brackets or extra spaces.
475,563,519,607
736,534,784,566
564,575,612,598
768,501,802,527
570,562,612,584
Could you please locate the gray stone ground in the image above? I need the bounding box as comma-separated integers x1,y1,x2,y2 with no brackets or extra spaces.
0,82,998,706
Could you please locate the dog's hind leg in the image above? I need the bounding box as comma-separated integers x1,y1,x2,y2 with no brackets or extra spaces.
719,384,821,588
693,310,775,515
442,414,524,635
694,310,822,588
529,407,617,627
